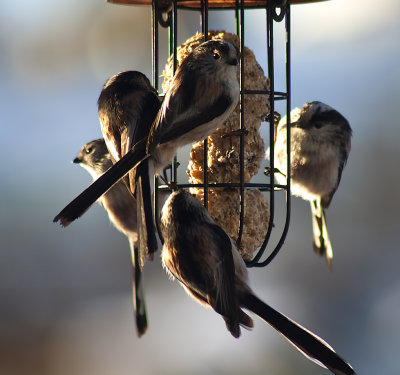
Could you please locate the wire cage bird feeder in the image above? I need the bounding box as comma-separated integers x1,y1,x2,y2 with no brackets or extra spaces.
107,0,326,268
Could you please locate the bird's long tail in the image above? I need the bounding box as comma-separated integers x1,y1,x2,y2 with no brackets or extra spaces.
129,239,148,337
136,158,158,268
53,138,148,227
310,199,333,269
241,293,355,375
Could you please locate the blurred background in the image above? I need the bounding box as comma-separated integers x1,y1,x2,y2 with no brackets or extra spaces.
1,0,399,374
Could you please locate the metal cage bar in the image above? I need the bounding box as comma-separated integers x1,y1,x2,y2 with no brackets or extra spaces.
234,1,246,248
201,0,209,209
248,1,291,267
151,0,291,268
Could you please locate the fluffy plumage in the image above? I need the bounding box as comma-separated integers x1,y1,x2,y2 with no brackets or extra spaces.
97,70,160,266
73,139,148,337
54,40,240,240
160,190,355,375
272,101,352,268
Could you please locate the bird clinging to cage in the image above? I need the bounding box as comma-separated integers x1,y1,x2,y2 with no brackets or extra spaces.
160,189,355,375
270,101,352,268
97,70,161,267
162,31,271,260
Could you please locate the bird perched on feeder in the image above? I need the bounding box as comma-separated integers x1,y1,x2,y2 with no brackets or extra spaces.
54,39,240,253
271,101,352,269
160,189,355,375
73,138,148,337
97,70,161,267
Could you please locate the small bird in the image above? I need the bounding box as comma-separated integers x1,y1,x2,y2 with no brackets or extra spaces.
73,139,148,337
272,101,352,269
160,190,355,375
97,70,161,267
54,39,240,237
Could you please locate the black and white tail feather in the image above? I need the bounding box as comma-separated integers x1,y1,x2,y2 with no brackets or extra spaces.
311,199,333,269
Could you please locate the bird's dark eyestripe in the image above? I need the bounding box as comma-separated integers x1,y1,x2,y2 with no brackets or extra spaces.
311,110,344,126
218,42,230,54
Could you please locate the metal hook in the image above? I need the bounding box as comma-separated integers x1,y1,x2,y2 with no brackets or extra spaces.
157,0,172,27
271,0,287,22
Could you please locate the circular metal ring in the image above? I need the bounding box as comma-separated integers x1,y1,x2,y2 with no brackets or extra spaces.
272,0,287,22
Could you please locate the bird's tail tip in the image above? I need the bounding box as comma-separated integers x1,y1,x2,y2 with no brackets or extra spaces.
52,214,71,227
135,316,148,338
313,241,333,270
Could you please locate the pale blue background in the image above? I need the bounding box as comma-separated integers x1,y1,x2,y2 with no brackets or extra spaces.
1,1,399,374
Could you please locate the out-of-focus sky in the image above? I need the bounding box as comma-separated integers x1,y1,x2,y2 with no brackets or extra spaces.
1,1,399,374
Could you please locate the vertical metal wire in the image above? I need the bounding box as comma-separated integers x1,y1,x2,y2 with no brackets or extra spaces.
248,1,275,266
171,0,178,184
254,1,291,268
201,1,209,39
235,0,240,35
235,0,245,249
170,1,178,73
151,0,159,91
286,4,291,226
272,2,292,263
246,1,278,267
152,0,162,243
201,0,209,209
274,1,292,262
266,1,276,255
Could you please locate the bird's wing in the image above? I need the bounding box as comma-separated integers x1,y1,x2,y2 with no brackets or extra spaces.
118,90,160,193
204,223,238,315
136,158,158,267
147,68,233,152
321,138,351,209
99,108,121,163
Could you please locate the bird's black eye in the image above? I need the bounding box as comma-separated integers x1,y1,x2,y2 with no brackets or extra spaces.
213,50,221,60
314,123,322,129
86,147,93,154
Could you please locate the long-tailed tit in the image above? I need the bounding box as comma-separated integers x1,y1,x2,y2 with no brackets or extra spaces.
73,139,148,337
97,70,161,266
160,190,355,375
54,39,240,235
273,101,352,268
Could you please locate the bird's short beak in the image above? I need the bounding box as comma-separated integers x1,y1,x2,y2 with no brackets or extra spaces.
72,157,81,164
